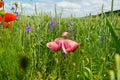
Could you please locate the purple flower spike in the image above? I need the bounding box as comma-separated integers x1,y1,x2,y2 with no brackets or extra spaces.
50,20,56,26
26,26,32,33
70,27,74,33
11,7,15,11
49,20,56,32
68,21,74,39
15,12,19,19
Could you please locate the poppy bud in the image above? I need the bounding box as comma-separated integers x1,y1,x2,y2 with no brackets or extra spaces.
62,32,69,37
0,10,5,16
13,2,18,8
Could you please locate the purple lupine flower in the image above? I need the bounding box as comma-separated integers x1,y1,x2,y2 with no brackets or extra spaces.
11,7,15,11
26,26,32,33
49,20,56,32
70,27,74,33
68,21,74,39
15,12,19,19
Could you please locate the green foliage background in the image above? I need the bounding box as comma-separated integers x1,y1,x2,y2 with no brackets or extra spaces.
0,0,120,79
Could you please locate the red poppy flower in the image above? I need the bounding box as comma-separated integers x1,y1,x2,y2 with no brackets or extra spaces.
0,1,4,8
0,13,16,22
47,38,79,54
0,12,16,29
4,13,16,22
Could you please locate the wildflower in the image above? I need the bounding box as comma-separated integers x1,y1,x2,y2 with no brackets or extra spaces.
68,22,74,39
0,13,16,22
4,13,16,22
11,7,15,11
46,41,61,52
54,38,64,47
0,1,4,8
62,32,68,37
15,12,19,19
62,39,79,54
70,27,74,33
47,38,79,54
0,12,16,29
26,26,32,33
50,20,56,27
49,20,56,32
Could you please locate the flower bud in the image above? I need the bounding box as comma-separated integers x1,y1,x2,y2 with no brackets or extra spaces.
13,2,18,8
0,10,5,16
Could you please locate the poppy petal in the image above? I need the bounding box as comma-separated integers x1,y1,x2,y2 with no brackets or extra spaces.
62,40,79,54
54,38,64,48
4,13,16,22
46,41,61,52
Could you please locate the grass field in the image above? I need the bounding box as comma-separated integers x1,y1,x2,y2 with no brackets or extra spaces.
0,1,120,80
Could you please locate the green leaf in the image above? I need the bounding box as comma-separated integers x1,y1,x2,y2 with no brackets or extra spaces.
106,16,120,54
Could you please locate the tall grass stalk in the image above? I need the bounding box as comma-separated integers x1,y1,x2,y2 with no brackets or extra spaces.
34,0,37,15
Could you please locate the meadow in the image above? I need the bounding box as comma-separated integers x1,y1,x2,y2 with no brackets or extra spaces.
0,1,120,80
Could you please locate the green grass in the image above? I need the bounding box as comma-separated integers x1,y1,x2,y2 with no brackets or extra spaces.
0,12,120,80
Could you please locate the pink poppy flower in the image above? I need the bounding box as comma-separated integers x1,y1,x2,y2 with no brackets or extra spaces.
62,40,79,54
46,41,61,52
47,38,79,54
62,32,68,37
54,38,64,47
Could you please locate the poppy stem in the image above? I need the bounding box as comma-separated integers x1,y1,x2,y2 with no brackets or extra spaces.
2,0,4,10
